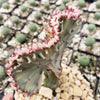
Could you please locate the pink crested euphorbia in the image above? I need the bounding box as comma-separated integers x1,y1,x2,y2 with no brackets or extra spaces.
5,6,82,96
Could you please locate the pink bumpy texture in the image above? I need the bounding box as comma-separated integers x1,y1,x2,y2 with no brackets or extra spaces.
5,6,82,94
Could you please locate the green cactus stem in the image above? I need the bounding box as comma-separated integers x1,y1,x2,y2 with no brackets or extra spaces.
29,0,35,6
85,36,95,47
1,26,10,36
62,0,68,4
29,23,37,32
78,0,85,7
15,0,20,2
2,2,9,9
94,12,100,20
11,16,20,24
87,24,95,32
0,66,5,80
21,5,27,12
44,2,50,9
96,1,100,9
79,55,90,66
16,33,26,43
0,0,6,7
59,5,66,11
5,6,82,95
34,11,42,19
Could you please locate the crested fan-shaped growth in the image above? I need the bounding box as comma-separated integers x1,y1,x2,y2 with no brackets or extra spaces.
5,6,82,96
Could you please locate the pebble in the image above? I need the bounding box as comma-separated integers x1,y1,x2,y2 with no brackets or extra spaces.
39,86,53,99
73,86,82,96
57,66,94,100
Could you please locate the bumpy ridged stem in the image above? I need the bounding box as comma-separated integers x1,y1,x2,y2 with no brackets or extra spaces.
5,6,82,96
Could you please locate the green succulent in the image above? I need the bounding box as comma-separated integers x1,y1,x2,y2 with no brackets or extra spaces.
44,2,50,9
0,0,6,7
96,1,100,8
0,13,3,21
1,26,10,36
21,5,27,12
34,11,42,19
12,16,19,24
5,7,82,95
15,0,20,2
79,55,90,66
2,2,9,9
16,33,26,43
62,0,68,4
87,24,95,32
29,0,35,6
29,23,37,32
78,0,85,7
59,5,65,11
94,12,100,20
0,66,5,80
0,0,6,4
8,19,81,95
85,36,95,46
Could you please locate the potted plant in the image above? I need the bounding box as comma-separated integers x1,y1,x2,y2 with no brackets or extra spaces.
4,6,94,100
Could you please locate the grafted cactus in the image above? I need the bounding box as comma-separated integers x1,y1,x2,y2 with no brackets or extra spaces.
5,6,82,95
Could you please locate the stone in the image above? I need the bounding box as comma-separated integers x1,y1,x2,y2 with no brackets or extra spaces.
73,86,82,96
82,90,87,99
71,67,78,75
75,80,81,86
55,88,61,93
63,86,73,93
42,98,46,100
80,84,86,90
62,67,71,74
56,93,60,99
88,91,94,97
82,79,90,86
35,95,42,100
60,82,70,89
86,96,94,100
60,92,70,99
73,97,80,100
77,74,84,80
68,87,73,96
39,86,53,99
60,75,68,83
